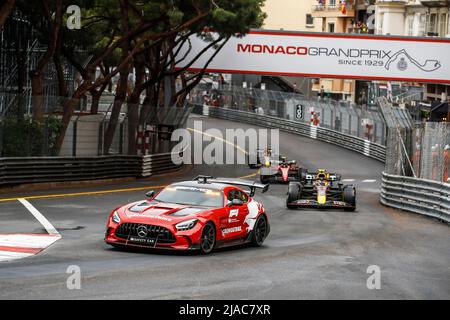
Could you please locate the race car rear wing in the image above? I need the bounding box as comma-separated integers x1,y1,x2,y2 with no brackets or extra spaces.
305,172,340,181
193,175,269,196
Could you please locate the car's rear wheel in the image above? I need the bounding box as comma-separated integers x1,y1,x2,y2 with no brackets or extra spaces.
287,182,301,209
343,186,356,212
298,168,307,181
251,215,268,247
200,222,216,254
260,175,269,184
248,154,258,169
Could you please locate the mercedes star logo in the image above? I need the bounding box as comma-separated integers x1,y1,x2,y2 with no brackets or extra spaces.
137,225,148,238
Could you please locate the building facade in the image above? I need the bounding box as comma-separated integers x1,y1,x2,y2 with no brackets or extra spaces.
233,0,449,103
374,0,450,102
261,0,359,101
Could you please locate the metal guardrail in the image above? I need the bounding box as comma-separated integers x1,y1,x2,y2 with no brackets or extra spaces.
381,172,450,223
0,151,184,186
0,156,141,186
200,106,386,162
141,150,184,177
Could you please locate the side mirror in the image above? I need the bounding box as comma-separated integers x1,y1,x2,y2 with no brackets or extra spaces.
228,198,244,207
145,190,155,198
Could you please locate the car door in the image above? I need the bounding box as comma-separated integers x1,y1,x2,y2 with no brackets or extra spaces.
222,189,249,240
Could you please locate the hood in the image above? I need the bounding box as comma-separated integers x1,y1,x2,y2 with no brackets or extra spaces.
119,200,209,224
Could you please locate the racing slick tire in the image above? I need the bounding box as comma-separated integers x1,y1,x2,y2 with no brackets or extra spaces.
200,222,216,254
343,185,356,212
248,154,259,169
260,175,270,184
286,182,302,209
251,215,268,247
298,168,307,182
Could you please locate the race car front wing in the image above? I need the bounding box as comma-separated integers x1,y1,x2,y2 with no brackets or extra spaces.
287,199,355,209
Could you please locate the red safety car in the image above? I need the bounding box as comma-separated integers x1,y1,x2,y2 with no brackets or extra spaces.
105,176,270,254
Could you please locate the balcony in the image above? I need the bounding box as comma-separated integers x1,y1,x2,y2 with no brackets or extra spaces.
420,0,450,7
311,4,355,18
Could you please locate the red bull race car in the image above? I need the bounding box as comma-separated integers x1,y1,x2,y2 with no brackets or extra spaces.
105,176,270,254
286,169,356,211
259,156,306,184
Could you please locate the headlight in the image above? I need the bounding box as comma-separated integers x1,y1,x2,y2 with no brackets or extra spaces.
112,211,121,224
175,218,198,231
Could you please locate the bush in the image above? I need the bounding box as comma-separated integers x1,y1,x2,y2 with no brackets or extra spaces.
0,116,62,157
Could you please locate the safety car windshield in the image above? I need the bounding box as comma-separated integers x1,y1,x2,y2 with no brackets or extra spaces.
154,186,223,207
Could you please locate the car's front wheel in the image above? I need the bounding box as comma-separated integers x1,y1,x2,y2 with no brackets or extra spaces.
287,182,301,209
343,185,356,212
251,215,268,247
200,222,216,254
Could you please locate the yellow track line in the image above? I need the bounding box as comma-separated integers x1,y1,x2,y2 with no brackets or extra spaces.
0,128,255,203
187,127,249,155
0,173,258,203
0,185,168,203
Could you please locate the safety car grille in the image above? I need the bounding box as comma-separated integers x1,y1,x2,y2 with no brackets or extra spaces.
115,223,176,243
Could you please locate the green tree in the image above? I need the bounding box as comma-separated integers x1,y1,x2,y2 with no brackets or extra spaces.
11,0,266,155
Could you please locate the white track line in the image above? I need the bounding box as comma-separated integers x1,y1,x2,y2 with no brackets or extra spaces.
18,199,59,235
342,179,356,182
0,251,32,261
362,179,377,183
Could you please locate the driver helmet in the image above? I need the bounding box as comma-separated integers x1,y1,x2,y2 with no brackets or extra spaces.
317,169,327,180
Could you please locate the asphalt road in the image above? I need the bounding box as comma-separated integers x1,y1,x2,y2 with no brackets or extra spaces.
0,115,449,299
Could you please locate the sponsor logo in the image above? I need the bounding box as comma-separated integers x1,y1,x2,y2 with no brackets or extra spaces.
126,213,172,222
238,44,391,59
222,226,242,235
237,44,441,73
238,44,307,55
148,215,172,222
385,49,441,72
228,209,239,223
137,225,148,238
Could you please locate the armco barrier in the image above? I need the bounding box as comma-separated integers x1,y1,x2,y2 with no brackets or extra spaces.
381,172,450,223
141,150,184,177
0,151,183,186
200,106,386,162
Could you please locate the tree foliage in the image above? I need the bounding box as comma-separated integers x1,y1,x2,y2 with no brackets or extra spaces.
7,0,267,155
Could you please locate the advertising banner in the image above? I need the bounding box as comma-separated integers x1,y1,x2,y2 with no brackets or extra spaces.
176,30,450,84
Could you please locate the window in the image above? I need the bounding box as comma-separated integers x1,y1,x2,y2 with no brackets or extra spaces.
329,0,336,6
306,14,314,26
427,13,438,36
328,23,335,33
227,189,249,204
418,13,426,37
439,13,448,37
154,186,224,207
407,15,414,36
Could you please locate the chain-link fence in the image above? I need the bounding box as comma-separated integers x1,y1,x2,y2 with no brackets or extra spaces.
378,96,450,183
411,122,450,182
190,85,386,145
378,97,415,176
0,93,191,157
